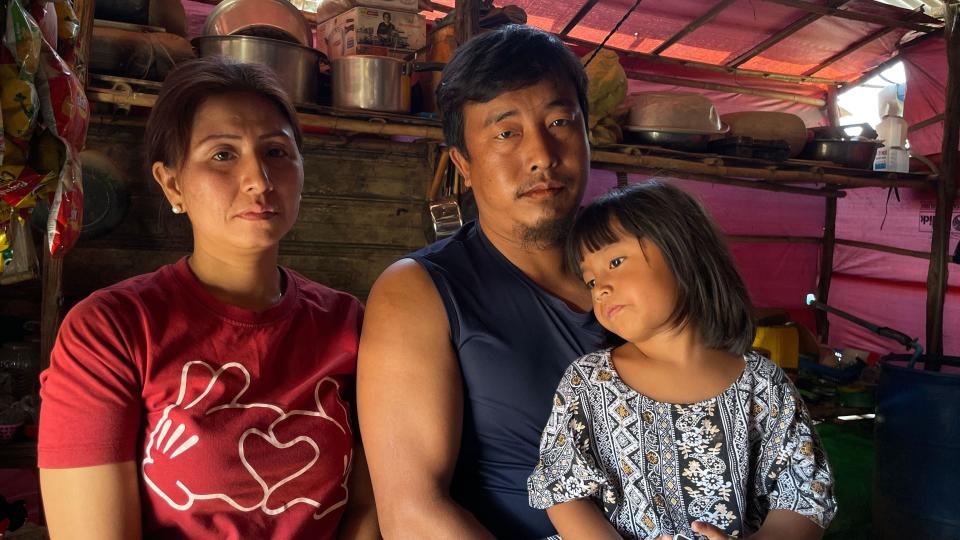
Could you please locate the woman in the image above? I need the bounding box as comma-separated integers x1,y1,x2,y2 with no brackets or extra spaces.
37,57,378,539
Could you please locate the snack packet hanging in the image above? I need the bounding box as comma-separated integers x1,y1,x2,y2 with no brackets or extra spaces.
0,163,49,210
4,0,42,77
0,210,38,284
35,40,87,151
0,63,39,141
53,0,79,64
45,152,82,257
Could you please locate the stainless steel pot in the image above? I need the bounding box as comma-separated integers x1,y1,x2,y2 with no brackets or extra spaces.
332,56,444,113
192,35,326,105
203,0,312,47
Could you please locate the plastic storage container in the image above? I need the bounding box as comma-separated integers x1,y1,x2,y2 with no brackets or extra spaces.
752,325,799,369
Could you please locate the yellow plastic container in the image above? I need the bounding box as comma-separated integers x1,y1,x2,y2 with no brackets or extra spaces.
752,325,799,369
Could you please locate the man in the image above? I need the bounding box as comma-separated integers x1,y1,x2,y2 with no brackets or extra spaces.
358,25,604,539
376,12,397,47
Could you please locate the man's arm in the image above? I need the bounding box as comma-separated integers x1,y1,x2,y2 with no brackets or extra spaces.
358,259,494,539
40,461,143,540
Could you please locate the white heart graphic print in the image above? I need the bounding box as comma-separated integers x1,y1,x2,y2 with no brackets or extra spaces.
142,360,352,520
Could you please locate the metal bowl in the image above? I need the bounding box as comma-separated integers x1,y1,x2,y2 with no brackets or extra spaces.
203,0,312,48
192,35,326,105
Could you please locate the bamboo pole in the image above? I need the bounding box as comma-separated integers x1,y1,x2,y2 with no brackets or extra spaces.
840,30,944,90
761,0,939,33
561,0,601,36
651,0,737,55
836,239,932,259
591,161,846,198
592,150,933,189
909,113,945,132
925,3,960,355
728,235,822,243
727,0,851,68
623,70,827,106
802,25,900,77
562,36,843,86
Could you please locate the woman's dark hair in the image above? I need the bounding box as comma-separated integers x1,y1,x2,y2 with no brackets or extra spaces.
436,25,588,159
145,56,303,169
566,181,755,356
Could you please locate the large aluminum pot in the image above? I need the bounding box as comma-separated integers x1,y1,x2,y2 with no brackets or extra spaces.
203,0,312,47
332,56,444,113
193,35,326,105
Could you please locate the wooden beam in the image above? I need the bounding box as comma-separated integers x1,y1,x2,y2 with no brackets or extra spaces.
560,0,600,36
454,0,481,46
817,195,838,342
925,3,960,355
836,238,931,259
563,35,843,86
651,0,737,55
727,0,851,68
761,0,939,33
624,70,827,106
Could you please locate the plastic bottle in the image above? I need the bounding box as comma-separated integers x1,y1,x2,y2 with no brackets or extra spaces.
874,111,910,173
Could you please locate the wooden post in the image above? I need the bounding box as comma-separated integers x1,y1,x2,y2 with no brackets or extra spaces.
925,3,960,355
454,0,481,46
817,195,837,343
816,87,840,343
40,0,95,370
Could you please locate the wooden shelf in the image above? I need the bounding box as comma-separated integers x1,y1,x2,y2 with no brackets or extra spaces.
86,75,938,195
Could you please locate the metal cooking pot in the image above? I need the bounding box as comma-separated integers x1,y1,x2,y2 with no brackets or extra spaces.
192,35,327,105
332,56,444,113
203,0,312,47
802,139,882,169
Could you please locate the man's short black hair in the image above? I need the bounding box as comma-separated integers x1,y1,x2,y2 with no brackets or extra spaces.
436,25,589,159
566,181,755,356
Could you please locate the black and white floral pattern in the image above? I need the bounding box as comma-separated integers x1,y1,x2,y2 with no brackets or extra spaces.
527,350,836,539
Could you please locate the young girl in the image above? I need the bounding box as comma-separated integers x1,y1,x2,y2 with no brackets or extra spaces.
527,181,835,540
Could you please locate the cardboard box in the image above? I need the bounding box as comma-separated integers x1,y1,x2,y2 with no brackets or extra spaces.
318,7,425,59
308,0,421,23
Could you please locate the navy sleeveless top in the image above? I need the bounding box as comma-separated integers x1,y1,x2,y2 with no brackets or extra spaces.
409,221,605,539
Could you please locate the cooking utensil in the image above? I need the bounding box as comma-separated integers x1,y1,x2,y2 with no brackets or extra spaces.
626,92,725,133
331,56,444,113
801,139,882,169
203,0,313,47
192,35,327,105
720,111,807,157
623,126,721,152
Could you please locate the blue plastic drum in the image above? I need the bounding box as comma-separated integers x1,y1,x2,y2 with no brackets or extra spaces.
874,354,960,538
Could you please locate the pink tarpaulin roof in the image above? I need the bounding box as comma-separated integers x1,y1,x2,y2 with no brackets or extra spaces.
431,0,940,87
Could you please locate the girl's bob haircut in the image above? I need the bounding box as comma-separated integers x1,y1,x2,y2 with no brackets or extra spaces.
566,180,755,356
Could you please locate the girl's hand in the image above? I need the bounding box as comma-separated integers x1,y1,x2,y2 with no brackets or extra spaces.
656,521,736,540
691,521,737,539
